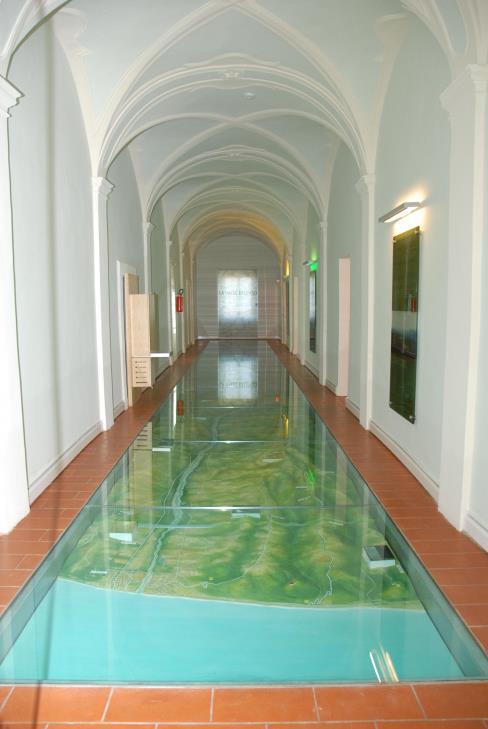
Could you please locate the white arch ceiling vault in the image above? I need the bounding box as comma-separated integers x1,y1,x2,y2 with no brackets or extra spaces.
3,0,488,255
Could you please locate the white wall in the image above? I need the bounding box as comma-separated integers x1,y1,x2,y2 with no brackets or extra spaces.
9,22,99,495
150,200,170,374
170,228,185,355
326,143,361,406
470,276,488,534
196,235,281,339
107,149,144,412
182,243,194,348
302,205,320,374
373,18,450,491
469,109,488,537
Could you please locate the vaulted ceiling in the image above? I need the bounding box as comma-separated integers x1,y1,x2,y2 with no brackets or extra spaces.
3,0,488,256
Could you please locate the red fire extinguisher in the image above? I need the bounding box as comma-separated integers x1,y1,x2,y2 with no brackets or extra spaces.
177,399,184,417
176,289,184,313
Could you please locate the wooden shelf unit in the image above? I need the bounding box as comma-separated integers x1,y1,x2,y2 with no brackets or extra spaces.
129,293,157,389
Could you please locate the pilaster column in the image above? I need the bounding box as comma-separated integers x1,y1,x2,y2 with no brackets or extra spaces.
355,173,375,429
92,176,114,431
290,261,297,354
318,219,328,386
281,259,287,346
190,257,197,345
299,241,307,365
0,76,30,532
438,65,488,529
179,246,186,354
142,221,154,294
166,239,175,363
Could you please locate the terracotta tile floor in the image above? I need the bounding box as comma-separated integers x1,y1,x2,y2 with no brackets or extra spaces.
1,684,488,727
0,340,487,727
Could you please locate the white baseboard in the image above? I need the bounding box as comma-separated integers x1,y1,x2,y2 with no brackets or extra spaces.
28,421,103,503
113,400,126,420
464,511,488,552
369,420,439,501
346,398,360,420
325,378,337,394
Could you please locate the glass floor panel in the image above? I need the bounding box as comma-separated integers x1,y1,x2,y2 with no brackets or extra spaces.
0,341,486,684
98,437,370,509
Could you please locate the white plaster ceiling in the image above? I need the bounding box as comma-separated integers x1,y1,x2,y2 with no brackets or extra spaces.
4,0,488,253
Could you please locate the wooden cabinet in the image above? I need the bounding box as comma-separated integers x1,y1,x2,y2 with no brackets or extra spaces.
130,294,157,356
132,357,152,387
123,274,169,408
129,294,157,389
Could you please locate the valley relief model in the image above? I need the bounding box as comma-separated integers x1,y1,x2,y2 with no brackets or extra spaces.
61,346,420,612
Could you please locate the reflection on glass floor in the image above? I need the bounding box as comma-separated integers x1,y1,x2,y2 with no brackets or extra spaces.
0,341,487,684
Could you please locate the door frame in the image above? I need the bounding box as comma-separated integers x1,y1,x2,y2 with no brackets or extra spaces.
336,257,351,396
116,260,137,410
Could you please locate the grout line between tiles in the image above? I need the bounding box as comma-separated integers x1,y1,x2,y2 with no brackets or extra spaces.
16,721,488,727
0,684,14,711
101,686,114,721
311,687,320,722
410,685,427,719
31,720,362,729
19,721,374,726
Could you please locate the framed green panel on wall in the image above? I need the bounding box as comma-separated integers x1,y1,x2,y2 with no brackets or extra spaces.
389,226,420,423
309,269,317,353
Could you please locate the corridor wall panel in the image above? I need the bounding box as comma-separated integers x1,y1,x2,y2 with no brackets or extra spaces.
150,200,170,375
196,235,281,339
374,18,450,490
170,228,185,357
303,205,320,374
107,149,144,412
326,143,361,406
469,109,488,537
8,22,99,492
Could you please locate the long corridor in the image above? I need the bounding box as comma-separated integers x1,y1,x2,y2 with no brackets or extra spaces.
2,0,488,723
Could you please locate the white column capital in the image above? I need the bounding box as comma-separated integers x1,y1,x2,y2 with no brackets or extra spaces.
318,219,328,232
441,64,488,114
92,176,114,199
0,76,21,118
143,221,155,235
355,173,375,198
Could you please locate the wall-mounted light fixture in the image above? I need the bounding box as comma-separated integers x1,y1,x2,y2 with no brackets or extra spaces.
378,202,422,224
302,259,318,269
